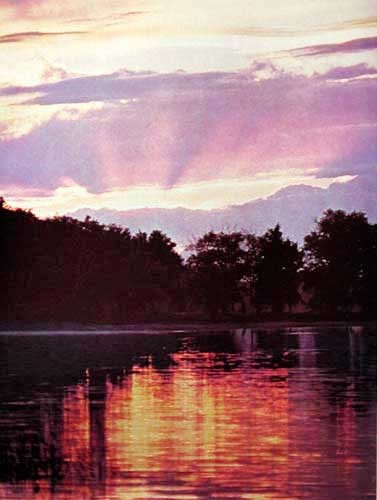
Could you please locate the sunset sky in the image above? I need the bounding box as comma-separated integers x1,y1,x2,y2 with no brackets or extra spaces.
0,0,376,216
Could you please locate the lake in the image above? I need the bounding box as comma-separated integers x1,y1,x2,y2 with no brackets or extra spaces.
0,326,375,499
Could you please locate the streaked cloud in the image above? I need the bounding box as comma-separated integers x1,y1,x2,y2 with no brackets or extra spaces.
290,36,377,57
319,63,377,80
221,16,377,38
0,70,230,103
0,30,85,44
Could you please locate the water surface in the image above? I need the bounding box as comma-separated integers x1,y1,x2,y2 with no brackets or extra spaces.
0,326,375,499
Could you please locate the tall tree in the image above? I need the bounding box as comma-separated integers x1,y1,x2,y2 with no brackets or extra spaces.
187,231,247,317
304,209,376,315
251,225,303,314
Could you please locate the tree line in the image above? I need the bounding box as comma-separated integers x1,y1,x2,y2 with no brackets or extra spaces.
1,197,376,323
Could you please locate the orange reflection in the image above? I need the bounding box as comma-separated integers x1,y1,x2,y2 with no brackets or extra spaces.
1,339,375,500
62,383,90,485
104,353,290,498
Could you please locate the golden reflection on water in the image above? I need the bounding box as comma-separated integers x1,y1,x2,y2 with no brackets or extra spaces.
62,383,90,484
0,329,375,499
104,355,289,499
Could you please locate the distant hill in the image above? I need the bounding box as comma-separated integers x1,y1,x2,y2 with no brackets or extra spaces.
69,176,377,249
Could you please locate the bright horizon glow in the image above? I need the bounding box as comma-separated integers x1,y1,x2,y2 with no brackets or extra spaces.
7,174,356,218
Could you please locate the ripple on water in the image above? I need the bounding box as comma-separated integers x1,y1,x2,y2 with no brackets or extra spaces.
0,326,375,499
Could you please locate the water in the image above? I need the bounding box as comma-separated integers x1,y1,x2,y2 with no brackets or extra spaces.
0,326,375,500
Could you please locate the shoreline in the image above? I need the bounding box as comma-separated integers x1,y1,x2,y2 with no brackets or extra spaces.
0,318,376,333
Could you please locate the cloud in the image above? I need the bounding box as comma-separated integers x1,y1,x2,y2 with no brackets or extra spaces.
316,125,377,178
0,70,231,103
6,173,353,218
0,30,86,44
0,65,376,195
56,175,376,247
338,15,377,30
291,36,377,57
40,63,72,83
0,0,145,25
221,16,377,38
0,0,41,5
66,10,146,27
319,63,377,80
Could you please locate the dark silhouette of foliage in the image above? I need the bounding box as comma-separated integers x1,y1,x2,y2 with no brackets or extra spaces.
250,225,303,314
0,201,183,323
1,199,376,322
186,231,248,317
304,209,377,316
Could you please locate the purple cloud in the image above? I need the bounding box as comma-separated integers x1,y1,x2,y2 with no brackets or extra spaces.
319,63,377,80
0,70,231,104
291,36,377,57
316,126,377,179
0,66,376,194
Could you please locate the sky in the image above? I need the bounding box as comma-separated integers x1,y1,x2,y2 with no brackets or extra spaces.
0,0,376,217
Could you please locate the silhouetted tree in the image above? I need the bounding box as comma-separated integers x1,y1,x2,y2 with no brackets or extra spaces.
251,225,303,314
0,202,40,319
364,223,377,316
304,209,376,315
187,231,247,317
127,230,183,314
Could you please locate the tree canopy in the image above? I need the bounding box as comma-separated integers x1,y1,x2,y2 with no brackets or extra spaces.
304,209,377,314
0,205,183,322
1,200,376,322
186,231,248,317
252,225,303,313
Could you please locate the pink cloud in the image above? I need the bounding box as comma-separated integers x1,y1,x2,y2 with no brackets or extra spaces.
319,63,377,80
0,65,376,194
